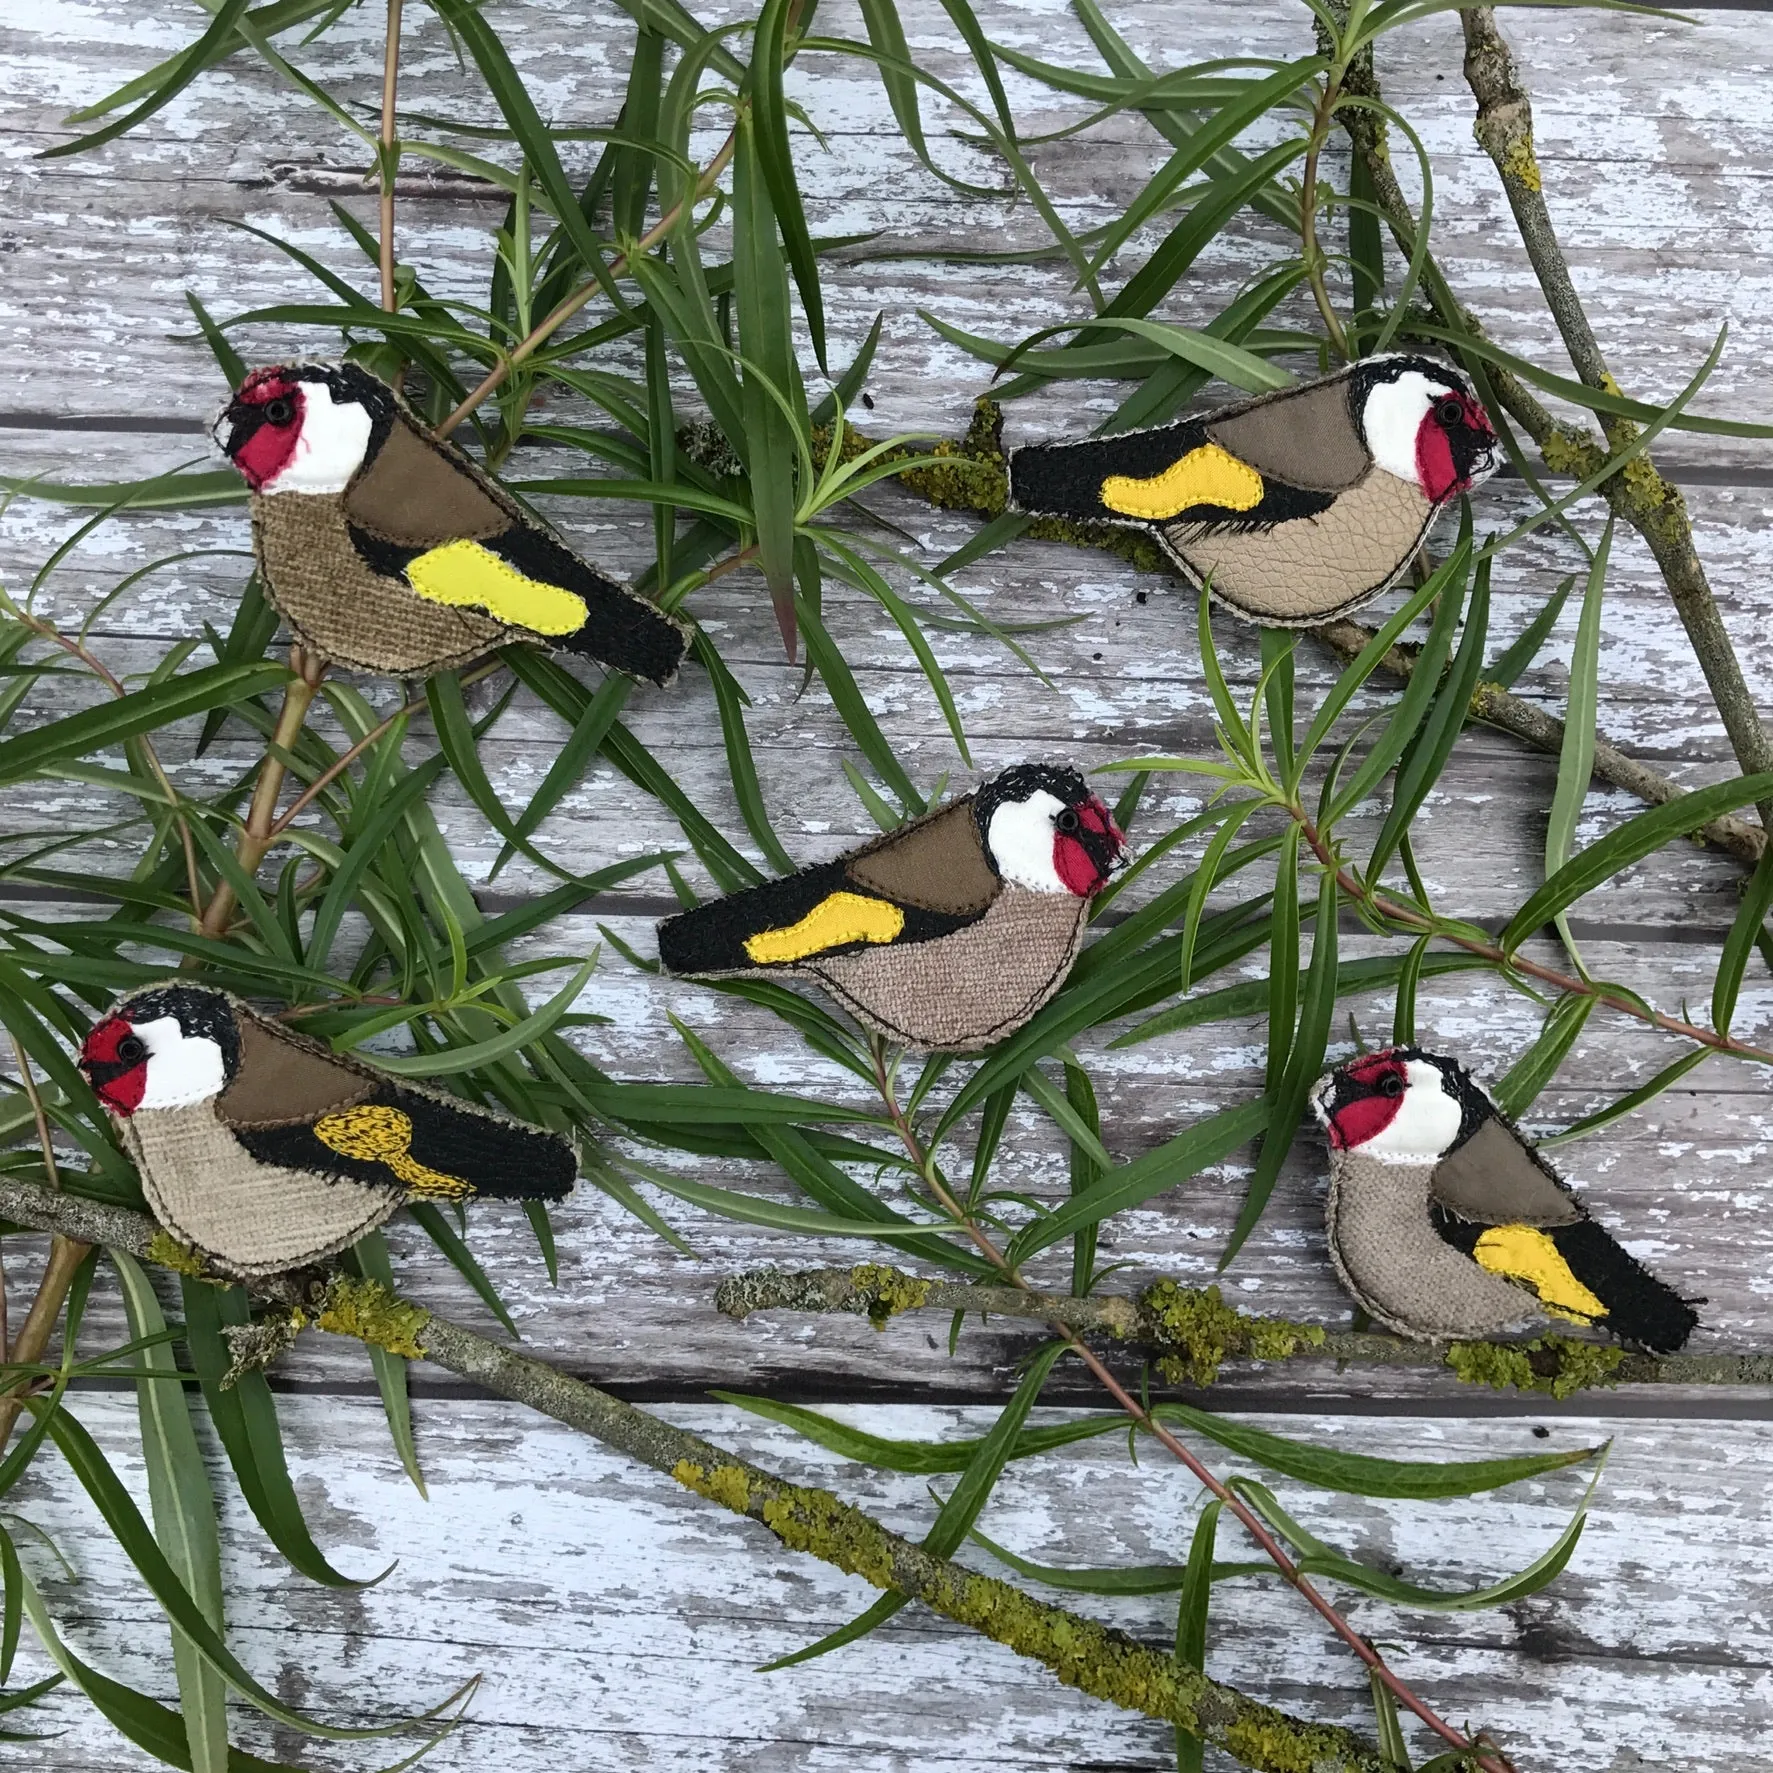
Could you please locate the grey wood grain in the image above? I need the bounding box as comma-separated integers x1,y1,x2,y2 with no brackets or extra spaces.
3,0,1773,1765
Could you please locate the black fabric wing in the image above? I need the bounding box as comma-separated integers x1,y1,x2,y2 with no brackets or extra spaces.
233,1084,576,1202
1009,415,1336,531
657,859,983,976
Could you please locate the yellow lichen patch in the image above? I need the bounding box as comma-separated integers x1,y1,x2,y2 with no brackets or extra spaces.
744,892,904,964
1101,443,1264,521
314,1104,473,1201
146,1229,210,1278
1139,1280,1324,1387
672,1459,755,1514
316,1276,429,1359
1447,1334,1625,1401
849,1262,930,1328
1503,135,1543,193
1472,1225,1606,1323
405,539,589,636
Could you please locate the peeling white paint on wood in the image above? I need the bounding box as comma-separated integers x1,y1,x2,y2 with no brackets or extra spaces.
2,0,1772,1766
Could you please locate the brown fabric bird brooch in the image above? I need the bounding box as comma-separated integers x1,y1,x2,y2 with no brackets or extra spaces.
213,362,689,684
657,765,1127,1051
79,983,576,1278
1310,1047,1697,1353
1009,354,1500,627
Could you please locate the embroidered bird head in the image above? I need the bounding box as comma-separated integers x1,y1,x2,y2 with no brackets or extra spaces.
214,363,398,496
1310,1046,1489,1165
80,985,243,1117
973,764,1127,898
1353,357,1499,507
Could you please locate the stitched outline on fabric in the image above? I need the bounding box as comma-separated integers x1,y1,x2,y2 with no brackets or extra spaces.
744,892,907,964
1100,443,1265,521
405,539,590,637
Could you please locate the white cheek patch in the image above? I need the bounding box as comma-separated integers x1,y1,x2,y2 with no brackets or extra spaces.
1355,1058,1466,1163
260,382,374,496
1361,370,1451,486
133,1018,228,1111
986,791,1068,893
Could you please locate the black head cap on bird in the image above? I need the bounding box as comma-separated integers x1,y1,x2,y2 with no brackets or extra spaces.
80,985,243,1118
1346,355,1500,506
1310,1045,1490,1163
972,764,1128,899
214,363,400,496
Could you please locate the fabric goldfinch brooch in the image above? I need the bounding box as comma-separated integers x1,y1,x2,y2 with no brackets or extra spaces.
1310,1047,1697,1353
79,984,576,1278
657,764,1127,1051
213,362,689,684
1009,354,1499,627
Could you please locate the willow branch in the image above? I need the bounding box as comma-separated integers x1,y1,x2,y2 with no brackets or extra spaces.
718,1265,1773,1391
0,1175,1394,1773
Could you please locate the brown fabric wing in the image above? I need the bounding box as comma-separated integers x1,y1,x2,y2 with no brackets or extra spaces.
1429,1116,1581,1227
343,415,514,547
1205,375,1370,493
844,799,1000,916
216,1012,375,1128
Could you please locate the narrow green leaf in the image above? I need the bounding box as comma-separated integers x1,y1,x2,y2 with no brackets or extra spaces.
1504,771,1773,951
750,0,827,368
1392,935,1432,1047
1369,1667,1413,1771
0,662,290,786
348,1234,426,1497
355,957,595,1076
1545,518,1614,965
40,0,253,158
1715,839,1773,1037
114,1252,229,1773
1487,572,1575,691
1220,870,1337,1270
1541,1047,1711,1146
181,1282,376,1588
1173,1499,1222,1773
1491,993,1597,1120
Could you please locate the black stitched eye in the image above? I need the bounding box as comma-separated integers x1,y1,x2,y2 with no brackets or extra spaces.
1434,396,1464,428
115,1035,147,1066
262,397,295,426
1379,1072,1404,1098
1055,807,1081,834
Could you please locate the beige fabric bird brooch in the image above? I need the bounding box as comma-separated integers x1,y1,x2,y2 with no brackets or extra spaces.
657,764,1127,1051
79,983,576,1278
1310,1047,1697,1353
213,362,689,684
1009,354,1500,627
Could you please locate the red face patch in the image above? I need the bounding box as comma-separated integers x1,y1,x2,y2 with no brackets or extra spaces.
79,1015,149,1116
227,373,305,491
1324,1051,1408,1150
1052,796,1125,897
1415,391,1495,505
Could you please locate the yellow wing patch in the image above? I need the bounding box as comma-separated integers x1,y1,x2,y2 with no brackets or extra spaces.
744,891,905,965
1100,442,1266,521
314,1104,474,1202
404,539,588,637
1472,1225,1606,1325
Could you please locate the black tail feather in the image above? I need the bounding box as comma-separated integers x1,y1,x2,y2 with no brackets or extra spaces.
396,1088,577,1202
657,864,850,976
1549,1219,1700,1355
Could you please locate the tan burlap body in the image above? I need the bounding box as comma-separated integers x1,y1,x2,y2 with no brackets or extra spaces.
1326,1150,1542,1340
1164,468,1434,626
808,883,1087,1050
127,1102,399,1278
253,491,507,674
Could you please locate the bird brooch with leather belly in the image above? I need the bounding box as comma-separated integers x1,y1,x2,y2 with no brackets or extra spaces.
1008,354,1500,627
212,361,689,684
656,764,1128,1051
77,983,576,1279
1309,1046,1698,1353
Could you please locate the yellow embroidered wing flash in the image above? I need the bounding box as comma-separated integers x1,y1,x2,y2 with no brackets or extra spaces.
1471,1224,1605,1325
744,891,905,964
1100,442,1266,521
313,1103,474,1201
405,539,588,636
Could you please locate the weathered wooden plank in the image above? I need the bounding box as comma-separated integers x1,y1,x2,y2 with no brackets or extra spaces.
2,1395,1768,1771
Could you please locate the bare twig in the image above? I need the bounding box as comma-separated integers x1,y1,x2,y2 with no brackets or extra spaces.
378,0,405,314
0,1174,1394,1773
